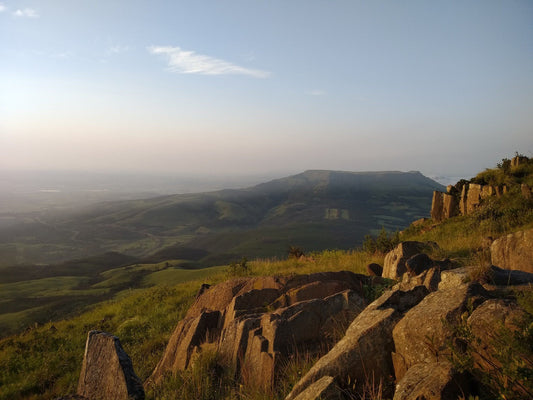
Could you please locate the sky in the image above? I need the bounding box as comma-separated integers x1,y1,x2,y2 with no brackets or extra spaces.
1,0,532,180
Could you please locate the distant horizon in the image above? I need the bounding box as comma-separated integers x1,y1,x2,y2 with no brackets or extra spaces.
1,1,532,179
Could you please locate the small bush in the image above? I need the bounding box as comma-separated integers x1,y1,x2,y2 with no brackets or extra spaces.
226,257,250,277
362,227,399,254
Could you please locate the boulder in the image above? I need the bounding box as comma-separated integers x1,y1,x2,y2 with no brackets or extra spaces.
391,283,488,381
150,310,220,382
383,242,435,280
466,184,483,214
366,263,383,277
285,285,429,400
393,361,469,400
150,271,374,390
491,228,533,273
395,266,441,292
467,298,533,399
244,289,366,389
442,192,459,220
77,331,144,400
431,191,444,222
292,376,342,400
405,253,434,277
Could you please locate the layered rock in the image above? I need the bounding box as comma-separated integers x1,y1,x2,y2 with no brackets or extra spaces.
391,283,488,381
432,182,512,222
285,285,429,399
77,331,144,400
149,272,375,390
431,191,458,222
393,361,468,400
491,228,533,274
382,241,438,280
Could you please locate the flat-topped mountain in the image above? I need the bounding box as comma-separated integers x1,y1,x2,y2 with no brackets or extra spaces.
0,170,444,266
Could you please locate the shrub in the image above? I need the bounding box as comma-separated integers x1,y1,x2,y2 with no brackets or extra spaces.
362,227,399,254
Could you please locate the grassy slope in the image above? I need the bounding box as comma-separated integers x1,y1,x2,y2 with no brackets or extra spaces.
1,159,531,399
0,251,384,400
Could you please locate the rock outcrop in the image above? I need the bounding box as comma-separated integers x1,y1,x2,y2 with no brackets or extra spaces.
491,228,533,274
391,283,488,381
382,241,439,280
286,285,429,399
148,272,376,390
431,180,517,222
77,331,144,400
291,376,342,400
431,190,459,222
393,361,468,400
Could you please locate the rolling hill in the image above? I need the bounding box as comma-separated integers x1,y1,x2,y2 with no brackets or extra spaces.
0,170,444,266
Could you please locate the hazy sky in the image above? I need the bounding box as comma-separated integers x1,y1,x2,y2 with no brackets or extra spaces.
1,1,532,178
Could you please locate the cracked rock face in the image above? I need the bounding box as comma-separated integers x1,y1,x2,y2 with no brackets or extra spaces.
286,285,429,400
148,272,376,390
77,330,144,400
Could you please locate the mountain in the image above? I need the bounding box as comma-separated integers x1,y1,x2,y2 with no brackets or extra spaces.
0,170,444,266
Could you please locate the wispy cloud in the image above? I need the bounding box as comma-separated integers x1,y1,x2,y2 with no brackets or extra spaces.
307,90,326,96
0,3,6,13
13,8,39,18
148,46,270,78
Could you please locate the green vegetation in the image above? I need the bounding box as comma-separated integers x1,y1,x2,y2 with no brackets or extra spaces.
0,170,442,266
1,157,532,399
0,249,385,400
472,153,533,187
362,227,400,254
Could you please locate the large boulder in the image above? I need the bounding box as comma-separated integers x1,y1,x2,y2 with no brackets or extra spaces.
150,271,374,390
285,285,429,400
466,184,483,214
391,283,488,381
77,331,144,400
491,228,533,274
466,298,531,398
431,191,458,222
383,242,436,280
393,361,469,400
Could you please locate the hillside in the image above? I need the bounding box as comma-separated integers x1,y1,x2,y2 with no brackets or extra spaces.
0,170,443,266
0,156,532,400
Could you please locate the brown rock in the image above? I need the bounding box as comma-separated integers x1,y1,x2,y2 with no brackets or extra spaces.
151,271,373,391
292,376,342,400
442,192,458,220
393,361,469,400
383,242,434,280
491,228,533,274
466,184,482,214
460,184,468,215
150,310,220,383
366,263,383,277
431,191,444,222
511,155,528,167
405,253,434,277
391,283,488,381
468,299,532,399
77,331,144,400
285,285,429,400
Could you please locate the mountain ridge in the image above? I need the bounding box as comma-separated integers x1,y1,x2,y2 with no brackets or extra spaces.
0,170,444,266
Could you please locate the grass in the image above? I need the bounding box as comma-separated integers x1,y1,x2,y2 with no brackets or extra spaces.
2,157,532,399
0,248,383,400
